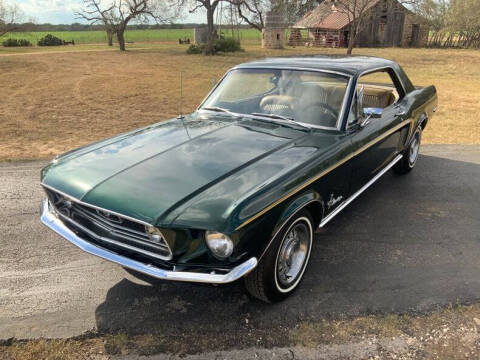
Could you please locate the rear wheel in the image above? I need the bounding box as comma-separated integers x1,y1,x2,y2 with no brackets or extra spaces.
394,127,422,175
244,210,313,303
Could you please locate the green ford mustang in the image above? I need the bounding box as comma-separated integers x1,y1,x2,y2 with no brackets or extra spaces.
41,56,437,303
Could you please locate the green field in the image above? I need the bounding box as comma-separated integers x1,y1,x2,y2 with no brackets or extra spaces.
2,28,263,45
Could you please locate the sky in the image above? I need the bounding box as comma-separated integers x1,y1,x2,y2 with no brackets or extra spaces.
13,0,205,24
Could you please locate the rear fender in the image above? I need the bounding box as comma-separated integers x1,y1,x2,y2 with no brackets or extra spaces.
401,85,437,148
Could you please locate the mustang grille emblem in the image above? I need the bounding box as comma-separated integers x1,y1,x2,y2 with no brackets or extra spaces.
96,210,123,224
327,193,343,209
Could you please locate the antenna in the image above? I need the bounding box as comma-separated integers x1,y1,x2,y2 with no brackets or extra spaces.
178,71,184,118
178,71,191,139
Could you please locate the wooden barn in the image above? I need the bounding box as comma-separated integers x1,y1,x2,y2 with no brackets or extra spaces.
289,0,429,48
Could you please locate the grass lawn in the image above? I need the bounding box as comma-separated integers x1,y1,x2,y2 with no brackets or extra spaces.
1,28,263,45
0,41,479,161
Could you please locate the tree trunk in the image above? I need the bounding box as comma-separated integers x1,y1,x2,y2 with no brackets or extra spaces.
346,28,355,54
205,7,216,55
117,29,126,51
107,29,113,46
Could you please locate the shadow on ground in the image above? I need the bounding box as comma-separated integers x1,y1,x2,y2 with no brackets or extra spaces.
95,154,480,336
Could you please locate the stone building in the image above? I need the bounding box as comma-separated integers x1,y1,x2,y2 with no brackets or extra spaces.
290,0,429,48
262,11,285,49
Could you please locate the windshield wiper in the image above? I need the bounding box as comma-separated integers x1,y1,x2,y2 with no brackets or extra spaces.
251,113,311,132
201,107,239,117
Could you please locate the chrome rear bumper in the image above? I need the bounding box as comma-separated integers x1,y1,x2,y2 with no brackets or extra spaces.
41,199,257,284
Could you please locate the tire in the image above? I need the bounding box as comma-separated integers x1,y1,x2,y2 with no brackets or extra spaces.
244,210,313,303
394,126,422,175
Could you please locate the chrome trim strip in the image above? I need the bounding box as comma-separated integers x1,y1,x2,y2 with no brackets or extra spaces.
319,154,403,227
41,199,258,284
235,119,412,230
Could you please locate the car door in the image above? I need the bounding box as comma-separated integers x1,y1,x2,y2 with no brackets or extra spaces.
347,68,408,193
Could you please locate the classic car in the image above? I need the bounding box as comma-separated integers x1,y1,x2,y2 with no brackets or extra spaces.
41,56,437,303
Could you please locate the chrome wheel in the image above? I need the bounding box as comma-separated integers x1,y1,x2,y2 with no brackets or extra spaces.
408,129,421,167
275,217,312,292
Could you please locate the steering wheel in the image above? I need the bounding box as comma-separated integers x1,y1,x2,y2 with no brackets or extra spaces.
302,102,338,126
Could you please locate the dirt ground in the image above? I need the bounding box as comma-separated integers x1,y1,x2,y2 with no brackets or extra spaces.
0,42,479,161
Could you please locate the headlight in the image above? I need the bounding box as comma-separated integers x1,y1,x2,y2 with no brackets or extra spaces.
205,231,234,259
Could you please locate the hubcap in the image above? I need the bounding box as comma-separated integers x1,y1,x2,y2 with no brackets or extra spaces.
276,222,310,288
409,130,421,166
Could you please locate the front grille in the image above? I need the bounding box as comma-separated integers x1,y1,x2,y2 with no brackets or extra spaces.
44,188,172,260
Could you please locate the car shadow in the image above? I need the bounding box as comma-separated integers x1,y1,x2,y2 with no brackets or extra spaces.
95,153,480,336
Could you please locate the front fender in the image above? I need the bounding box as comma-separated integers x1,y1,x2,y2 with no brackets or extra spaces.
233,191,324,263
273,191,324,235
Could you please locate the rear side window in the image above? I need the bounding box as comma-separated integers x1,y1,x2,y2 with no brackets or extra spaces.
357,69,404,111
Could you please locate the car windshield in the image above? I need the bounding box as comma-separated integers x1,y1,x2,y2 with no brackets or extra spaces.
200,68,350,129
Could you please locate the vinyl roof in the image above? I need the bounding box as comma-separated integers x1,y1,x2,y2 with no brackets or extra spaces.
235,55,398,77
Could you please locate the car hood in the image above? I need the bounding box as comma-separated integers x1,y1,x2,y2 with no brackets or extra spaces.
41,113,309,224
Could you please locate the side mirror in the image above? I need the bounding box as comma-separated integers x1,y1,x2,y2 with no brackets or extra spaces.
363,107,383,119
360,107,382,128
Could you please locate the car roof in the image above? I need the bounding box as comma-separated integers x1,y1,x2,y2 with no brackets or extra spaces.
234,55,398,77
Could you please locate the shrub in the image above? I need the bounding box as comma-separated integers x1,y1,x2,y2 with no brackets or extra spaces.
186,38,243,55
214,38,242,53
38,34,64,46
2,38,32,47
186,43,204,54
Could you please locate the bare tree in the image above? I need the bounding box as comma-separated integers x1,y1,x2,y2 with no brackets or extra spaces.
412,0,448,46
273,0,318,26
0,0,23,37
447,0,480,47
329,0,376,54
225,0,268,31
77,0,176,51
223,0,316,34
187,0,223,54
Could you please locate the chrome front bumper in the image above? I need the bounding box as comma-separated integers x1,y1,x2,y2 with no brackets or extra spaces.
41,199,257,284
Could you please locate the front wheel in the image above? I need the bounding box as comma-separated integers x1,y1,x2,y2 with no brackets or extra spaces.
244,210,313,303
394,126,422,175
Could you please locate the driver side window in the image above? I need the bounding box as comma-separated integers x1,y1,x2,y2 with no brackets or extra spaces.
349,68,404,126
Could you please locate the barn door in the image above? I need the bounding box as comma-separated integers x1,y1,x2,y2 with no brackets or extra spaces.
393,12,405,46
385,11,405,46
411,24,420,46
